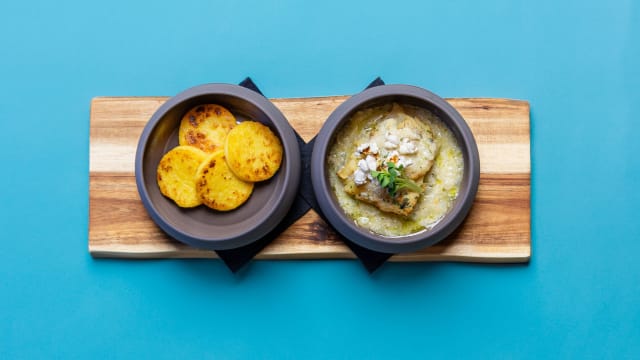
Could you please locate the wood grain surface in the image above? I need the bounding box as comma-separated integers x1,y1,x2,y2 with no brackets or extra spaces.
89,96,531,262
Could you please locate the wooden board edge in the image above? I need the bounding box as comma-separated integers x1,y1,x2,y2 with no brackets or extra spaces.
90,95,531,103
88,244,530,263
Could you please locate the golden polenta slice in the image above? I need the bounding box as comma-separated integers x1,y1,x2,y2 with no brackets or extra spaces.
224,121,283,182
157,146,208,208
179,104,237,153
195,151,254,211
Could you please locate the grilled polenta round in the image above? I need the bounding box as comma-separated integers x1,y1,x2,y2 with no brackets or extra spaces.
195,151,254,211
224,121,283,182
157,146,208,208
179,104,237,153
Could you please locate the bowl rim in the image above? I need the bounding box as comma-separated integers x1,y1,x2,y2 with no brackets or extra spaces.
135,83,301,250
311,84,480,253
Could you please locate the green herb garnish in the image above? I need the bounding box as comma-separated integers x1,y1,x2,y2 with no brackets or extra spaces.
370,162,423,197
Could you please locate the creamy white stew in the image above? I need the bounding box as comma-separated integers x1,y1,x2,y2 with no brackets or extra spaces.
327,103,464,237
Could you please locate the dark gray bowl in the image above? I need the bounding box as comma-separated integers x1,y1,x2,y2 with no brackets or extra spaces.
311,84,480,254
135,83,301,251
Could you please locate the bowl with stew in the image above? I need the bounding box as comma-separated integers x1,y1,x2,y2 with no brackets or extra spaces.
311,84,479,254
135,83,301,251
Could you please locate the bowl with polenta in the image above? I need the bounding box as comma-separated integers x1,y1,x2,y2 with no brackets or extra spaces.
135,83,301,251
311,84,480,254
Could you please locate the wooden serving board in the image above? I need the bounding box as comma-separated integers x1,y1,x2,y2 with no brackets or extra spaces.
89,96,530,262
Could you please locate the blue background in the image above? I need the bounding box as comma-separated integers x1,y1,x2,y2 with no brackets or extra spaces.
1,0,639,358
